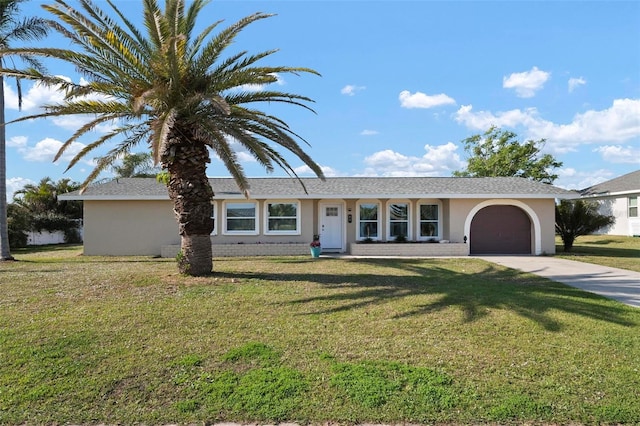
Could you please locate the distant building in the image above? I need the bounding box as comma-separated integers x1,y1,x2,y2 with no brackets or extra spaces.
581,170,640,237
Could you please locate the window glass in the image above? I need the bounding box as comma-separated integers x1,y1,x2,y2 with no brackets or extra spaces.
210,203,217,235
419,204,439,238
630,197,638,218
359,203,378,239
226,203,256,232
389,203,409,238
267,202,298,232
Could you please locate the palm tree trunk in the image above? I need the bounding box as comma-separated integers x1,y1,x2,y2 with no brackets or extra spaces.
0,75,15,261
162,133,213,276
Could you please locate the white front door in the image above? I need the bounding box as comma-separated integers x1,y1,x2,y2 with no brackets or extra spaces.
320,204,343,251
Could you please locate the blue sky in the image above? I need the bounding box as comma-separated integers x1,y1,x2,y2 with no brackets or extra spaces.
4,0,640,199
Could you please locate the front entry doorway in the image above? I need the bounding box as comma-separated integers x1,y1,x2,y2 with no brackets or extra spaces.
320,203,343,252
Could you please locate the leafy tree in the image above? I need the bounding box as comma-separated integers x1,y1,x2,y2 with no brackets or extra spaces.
555,199,615,252
6,202,27,247
112,152,160,178
10,177,83,245
3,0,324,275
453,126,563,184
13,177,82,219
0,0,50,260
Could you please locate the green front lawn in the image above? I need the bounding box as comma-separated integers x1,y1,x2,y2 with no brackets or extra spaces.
1,245,638,424
555,235,640,272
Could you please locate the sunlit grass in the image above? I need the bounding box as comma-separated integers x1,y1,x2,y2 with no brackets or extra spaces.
1,245,638,424
555,235,640,272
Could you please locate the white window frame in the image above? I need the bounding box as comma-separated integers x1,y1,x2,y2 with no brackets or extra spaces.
264,200,301,235
416,200,442,241
356,200,381,241
210,202,217,235
629,196,638,218
386,200,411,240
223,201,259,235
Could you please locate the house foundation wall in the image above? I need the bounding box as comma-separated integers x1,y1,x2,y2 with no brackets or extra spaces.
349,242,468,256
162,243,309,258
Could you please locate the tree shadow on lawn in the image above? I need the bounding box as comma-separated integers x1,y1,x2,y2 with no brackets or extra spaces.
218,258,635,332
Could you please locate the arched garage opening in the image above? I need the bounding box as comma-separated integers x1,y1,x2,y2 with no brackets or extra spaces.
469,204,533,255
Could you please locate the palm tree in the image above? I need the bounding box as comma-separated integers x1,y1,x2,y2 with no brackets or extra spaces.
0,0,50,261
555,199,615,252
2,0,324,275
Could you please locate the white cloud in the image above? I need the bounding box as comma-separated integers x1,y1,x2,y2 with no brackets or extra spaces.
454,104,541,130
236,151,257,163
362,142,464,176
555,167,615,190
568,76,586,93
239,73,285,92
360,129,379,136
294,164,339,177
20,137,90,165
3,80,65,111
455,99,640,154
7,135,27,148
399,90,456,109
502,66,550,98
6,177,34,201
593,145,640,164
341,84,366,96
528,98,640,150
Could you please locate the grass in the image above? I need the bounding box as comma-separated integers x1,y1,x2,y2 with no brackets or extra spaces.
1,244,639,424
555,235,640,272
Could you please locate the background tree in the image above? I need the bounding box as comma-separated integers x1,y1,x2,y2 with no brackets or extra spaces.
13,177,82,219
10,177,83,246
555,199,615,252
0,0,50,261
453,126,563,184
111,152,161,178
3,0,324,275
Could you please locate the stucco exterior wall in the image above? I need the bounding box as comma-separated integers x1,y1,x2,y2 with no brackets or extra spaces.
594,195,640,236
449,198,557,255
210,199,316,244
82,196,558,256
83,200,178,256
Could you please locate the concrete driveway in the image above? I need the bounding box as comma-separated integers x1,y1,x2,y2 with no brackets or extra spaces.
479,256,640,308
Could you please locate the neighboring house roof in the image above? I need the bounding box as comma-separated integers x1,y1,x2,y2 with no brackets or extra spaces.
59,176,578,201
581,170,640,198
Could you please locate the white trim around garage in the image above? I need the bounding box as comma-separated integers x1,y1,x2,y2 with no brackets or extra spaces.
463,199,543,255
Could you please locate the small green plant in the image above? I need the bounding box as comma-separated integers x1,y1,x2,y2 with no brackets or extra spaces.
175,250,190,274
394,233,407,243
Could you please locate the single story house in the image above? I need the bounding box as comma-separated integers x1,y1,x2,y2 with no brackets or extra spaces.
580,169,640,237
59,176,577,257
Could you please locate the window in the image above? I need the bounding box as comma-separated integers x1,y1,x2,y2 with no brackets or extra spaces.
326,207,338,217
630,197,638,218
225,202,257,234
418,203,439,239
388,202,409,239
266,202,300,234
210,202,217,235
358,202,379,240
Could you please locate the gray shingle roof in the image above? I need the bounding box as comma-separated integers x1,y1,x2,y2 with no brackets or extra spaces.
581,170,640,196
59,176,577,200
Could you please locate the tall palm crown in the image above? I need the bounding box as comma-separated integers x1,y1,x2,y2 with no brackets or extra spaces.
0,0,50,261
3,0,324,274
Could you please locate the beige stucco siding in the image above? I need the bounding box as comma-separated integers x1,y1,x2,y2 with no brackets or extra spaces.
210,199,316,245
448,198,557,255
82,196,558,256
83,200,178,256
